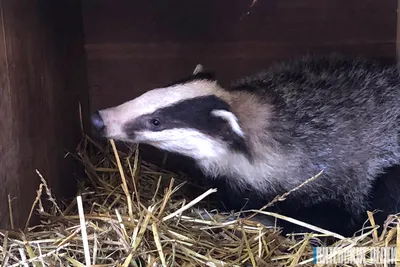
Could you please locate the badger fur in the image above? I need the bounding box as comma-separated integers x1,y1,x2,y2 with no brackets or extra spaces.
91,54,400,236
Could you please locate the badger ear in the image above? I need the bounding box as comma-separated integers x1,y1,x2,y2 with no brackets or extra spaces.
192,64,217,81
193,64,204,75
211,109,245,137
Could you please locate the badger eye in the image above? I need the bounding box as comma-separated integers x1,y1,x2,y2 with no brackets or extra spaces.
150,118,161,127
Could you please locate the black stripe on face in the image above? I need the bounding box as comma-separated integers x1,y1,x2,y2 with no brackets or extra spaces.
123,95,252,158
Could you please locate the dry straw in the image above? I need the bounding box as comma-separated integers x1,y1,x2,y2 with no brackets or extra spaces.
1,133,400,266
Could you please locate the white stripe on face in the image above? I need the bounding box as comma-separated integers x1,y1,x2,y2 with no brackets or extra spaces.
97,80,223,140
134,128,228,160
211,109,245,137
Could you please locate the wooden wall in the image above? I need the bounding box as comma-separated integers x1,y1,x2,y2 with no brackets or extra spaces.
82,0,398,111
0,0,89,229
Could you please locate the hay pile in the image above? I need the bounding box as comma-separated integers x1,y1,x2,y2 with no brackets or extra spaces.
1,134,400,267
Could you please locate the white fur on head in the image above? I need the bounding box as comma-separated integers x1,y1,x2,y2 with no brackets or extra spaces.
97,80,222,140
134,128,228,161
193,64,204,74
211,109,245,137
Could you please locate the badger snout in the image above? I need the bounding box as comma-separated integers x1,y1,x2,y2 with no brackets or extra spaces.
90,109,129,141
91,110,105,133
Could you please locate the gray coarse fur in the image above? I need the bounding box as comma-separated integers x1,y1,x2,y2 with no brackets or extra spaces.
225,54,400,221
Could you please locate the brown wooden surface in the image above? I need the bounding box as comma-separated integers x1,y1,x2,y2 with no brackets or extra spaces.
0,0,89,230
396,0,400,60
82,0,398,110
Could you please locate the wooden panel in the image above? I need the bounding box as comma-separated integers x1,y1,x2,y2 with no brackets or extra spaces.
0,0,89,229
397,0,400,60
82,0,396,45
86,42,396,109
0,0,18,230
82,0,398,111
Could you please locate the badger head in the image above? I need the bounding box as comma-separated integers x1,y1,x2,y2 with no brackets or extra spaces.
90,65,250,163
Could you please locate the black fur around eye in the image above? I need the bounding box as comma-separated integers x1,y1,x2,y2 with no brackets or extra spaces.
150,118,161,127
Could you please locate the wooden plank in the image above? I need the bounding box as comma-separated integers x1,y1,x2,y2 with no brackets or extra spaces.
82,0,398,111
85,41,396,110
82,0,397,45
0,0,18,228
397,0,400,61
0,0,89,230
85,42,397,60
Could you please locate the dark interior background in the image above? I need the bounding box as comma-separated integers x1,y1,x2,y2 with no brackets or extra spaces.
0,0,88,230
82,0,398,111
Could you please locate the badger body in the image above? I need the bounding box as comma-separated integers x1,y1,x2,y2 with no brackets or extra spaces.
91,54,400,235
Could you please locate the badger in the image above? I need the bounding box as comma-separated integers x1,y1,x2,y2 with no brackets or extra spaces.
90,54,400,236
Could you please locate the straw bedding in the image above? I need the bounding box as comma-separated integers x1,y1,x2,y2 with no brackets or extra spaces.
1,133,400,267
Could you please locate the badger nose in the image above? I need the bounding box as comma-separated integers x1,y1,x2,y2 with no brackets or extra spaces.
91,111,105,132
